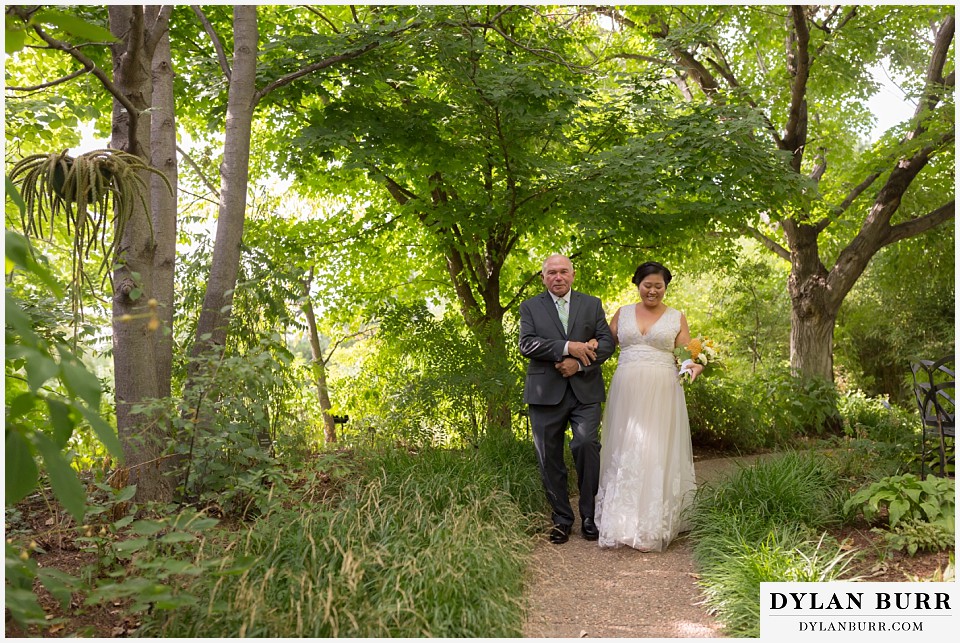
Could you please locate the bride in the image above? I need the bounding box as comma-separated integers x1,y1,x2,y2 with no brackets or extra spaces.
595,261,703,552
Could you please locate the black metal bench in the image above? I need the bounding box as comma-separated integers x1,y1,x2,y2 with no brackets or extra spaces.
910,355,955,478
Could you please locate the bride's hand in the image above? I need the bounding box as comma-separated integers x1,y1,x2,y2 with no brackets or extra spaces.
688,363,705,382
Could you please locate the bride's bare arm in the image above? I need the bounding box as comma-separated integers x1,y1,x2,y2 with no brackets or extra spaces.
676,313,704,381
608,308,621,347
675,312,691,349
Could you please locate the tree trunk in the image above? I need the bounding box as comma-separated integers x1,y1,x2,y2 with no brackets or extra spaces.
149,12,177,399
641,8,954,386
475,314,513,434
108,5,172,502
788,290,837,380
302,274,337,444
189,5,257,365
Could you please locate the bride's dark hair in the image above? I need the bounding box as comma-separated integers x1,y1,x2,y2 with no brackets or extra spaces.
631,261,672,287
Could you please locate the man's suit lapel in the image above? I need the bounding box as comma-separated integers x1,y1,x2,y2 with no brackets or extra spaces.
567,291,581,335
539,292,566,337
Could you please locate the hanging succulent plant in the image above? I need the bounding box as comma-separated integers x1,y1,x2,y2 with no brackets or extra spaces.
9,148,172,290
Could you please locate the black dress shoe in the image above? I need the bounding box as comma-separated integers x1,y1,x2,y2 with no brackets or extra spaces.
582,517,599,541
549,524,571,544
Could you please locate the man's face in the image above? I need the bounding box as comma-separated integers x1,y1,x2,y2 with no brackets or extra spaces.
542,256,574,297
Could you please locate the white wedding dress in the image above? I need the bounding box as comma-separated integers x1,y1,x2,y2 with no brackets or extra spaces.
595,304,697,551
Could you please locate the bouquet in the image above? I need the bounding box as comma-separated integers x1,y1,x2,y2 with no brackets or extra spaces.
675,336,717,384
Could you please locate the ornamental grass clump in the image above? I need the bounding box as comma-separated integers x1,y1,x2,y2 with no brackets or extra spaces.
141,445,541,637
688,452,852,637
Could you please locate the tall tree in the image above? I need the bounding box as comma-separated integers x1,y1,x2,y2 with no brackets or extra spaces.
8,5,178,500
601,4,955,380
183,5,414,379
277,6,799,432
107,5,175,500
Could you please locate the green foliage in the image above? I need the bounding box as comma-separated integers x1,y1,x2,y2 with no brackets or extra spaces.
333,302,523,447
5,485,222,628
834,230,955,402
81,505,222,614
685,376,767,451
689,452,853,636
686,369,848,451
837,390,915,444
698,528,854,638
843,474,955,532
143,445,541,637
877,518,954,557
4,6,115,56
763,372,842,436
823,438,912,483
5,229,122,521
173,339,304,517
691,452,846,541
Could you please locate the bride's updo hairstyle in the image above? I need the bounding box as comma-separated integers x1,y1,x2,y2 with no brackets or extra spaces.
631,261,672,287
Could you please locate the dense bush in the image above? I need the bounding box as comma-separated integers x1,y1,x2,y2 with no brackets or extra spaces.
837,390,915,444
331,303,525,448
687,370,845,452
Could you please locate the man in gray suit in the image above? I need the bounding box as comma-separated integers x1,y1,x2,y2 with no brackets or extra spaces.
519,254,615,544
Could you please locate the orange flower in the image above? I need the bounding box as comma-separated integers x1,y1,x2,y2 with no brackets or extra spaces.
687,337,703,360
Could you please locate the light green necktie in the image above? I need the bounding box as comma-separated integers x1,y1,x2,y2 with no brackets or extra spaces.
557,298,568,333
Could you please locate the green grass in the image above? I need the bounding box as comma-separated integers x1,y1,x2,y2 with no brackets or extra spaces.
688,451,854,637
142,438,544,637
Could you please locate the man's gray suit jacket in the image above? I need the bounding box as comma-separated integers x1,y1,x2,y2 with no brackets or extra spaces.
518,290,614,405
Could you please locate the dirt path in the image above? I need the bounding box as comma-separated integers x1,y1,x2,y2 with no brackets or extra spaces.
522,455,770,638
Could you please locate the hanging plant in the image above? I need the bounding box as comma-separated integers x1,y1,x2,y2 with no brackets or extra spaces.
9,148,172,291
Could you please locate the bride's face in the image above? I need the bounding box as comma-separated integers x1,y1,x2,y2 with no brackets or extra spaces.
638,274,666,308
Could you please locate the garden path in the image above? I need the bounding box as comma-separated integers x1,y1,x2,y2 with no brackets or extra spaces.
522,454,770,638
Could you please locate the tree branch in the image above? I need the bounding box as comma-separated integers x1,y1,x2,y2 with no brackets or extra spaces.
813,7,858,57
911,15,954,125
816,170,883,233
176,144,220,198
743,225,791,261
192,5,231,81
782,6,811,164
302,6,341,34
6,66,89,91
255,40,383,103
607,51,673,67
30,24,141,139
145,5,173,53
881,200,955,247
369,164,420,205
322,326,377,366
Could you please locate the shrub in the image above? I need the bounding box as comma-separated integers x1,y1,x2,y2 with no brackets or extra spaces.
760,371,841,437
843,474,955,532
686,376,769,451
687,370,847,453
878,519,954,556
838,390,915,444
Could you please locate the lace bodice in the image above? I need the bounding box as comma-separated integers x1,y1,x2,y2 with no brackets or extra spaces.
617,304,680,368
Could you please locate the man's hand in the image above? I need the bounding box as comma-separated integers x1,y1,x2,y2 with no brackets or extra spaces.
555,357,581,378
568,340,597,366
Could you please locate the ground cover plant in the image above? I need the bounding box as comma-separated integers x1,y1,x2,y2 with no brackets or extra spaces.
688,436,956,638
687,451,853,637
138,437,543,637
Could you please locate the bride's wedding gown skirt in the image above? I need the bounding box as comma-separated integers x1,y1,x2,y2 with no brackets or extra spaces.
595,305,697,552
